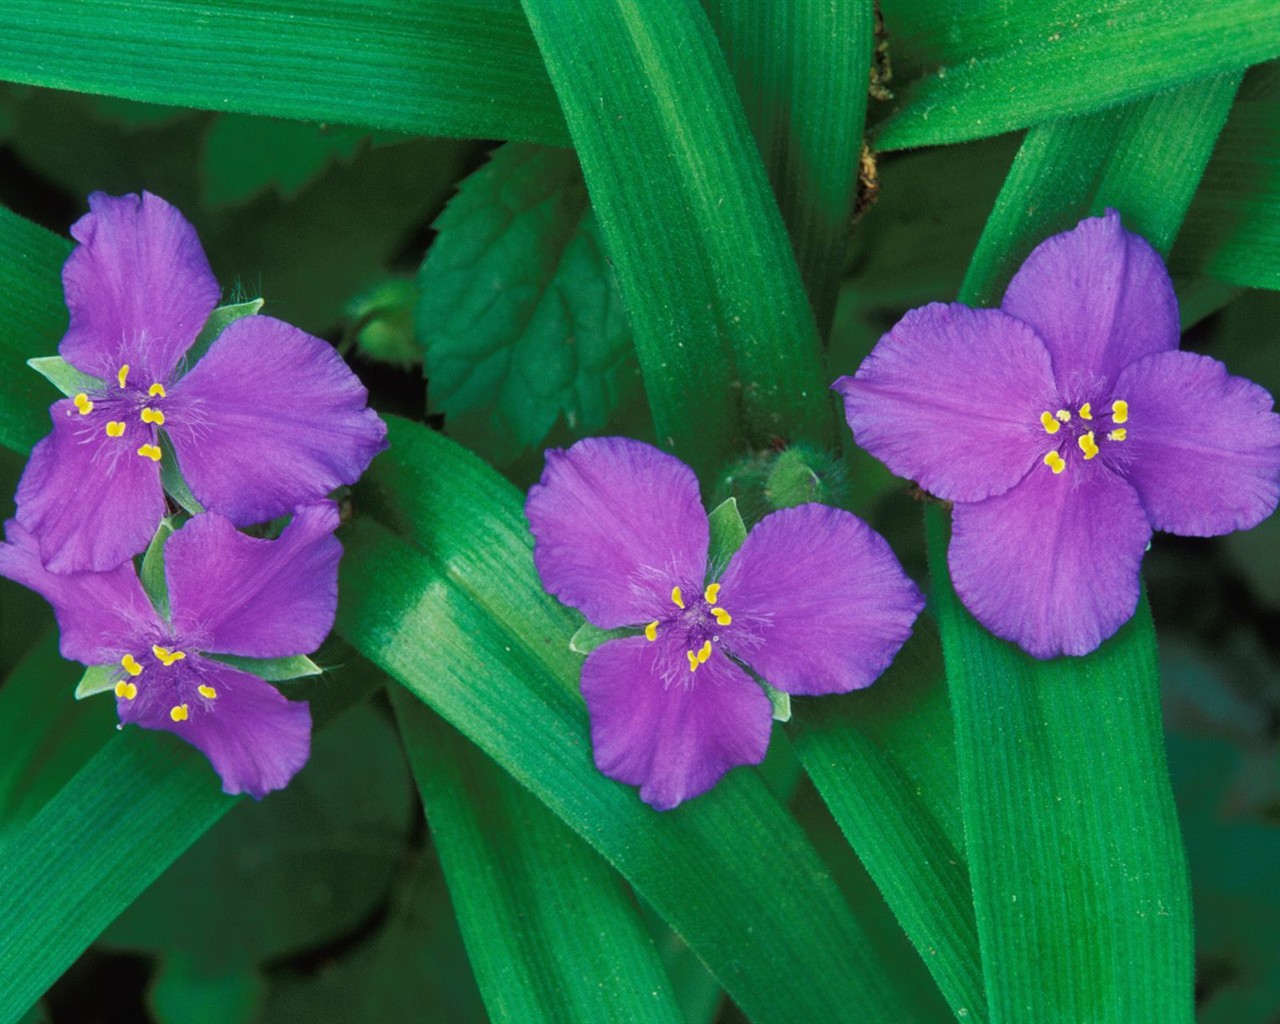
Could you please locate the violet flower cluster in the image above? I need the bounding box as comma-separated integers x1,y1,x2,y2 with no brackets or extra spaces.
0,192,387,797
527,437,922,810
837,211,1280,658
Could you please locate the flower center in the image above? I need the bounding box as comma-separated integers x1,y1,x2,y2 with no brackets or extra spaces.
71,363,170,464
112,640,218,722
1037,398,1128,474
643,583,734,672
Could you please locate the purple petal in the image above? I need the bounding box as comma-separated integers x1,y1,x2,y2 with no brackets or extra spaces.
14,399,166,572
0,519,158,664
117,656,310,798
61,192,220,381
526,437,709,629
581,635,772,810
1113,350,1280,536
949,465,1152,659
835,303,1057,501
166,504,341,658
165,316,386,525
1001,211,1179,391
716,504,923,695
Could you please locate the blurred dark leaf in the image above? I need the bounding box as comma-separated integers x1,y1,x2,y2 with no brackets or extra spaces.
149,955,266,1024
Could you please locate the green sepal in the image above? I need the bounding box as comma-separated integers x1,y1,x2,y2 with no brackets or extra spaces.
158,433,204,516
569,621,634,657
27,356,104,398
186,298,264,365
140,517,178,620
74,664,117,700
706,498,748,575
762,681,791,723
205,653,323,682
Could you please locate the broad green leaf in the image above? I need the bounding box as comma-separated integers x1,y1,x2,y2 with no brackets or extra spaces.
417,143,642,466
337,416,917,1024
702,0,873,336
103,704,414,968
875,0,1280,151
206,653,324,683
394,692,684,1024
0,659,381,1021
25,356,101,398
0,205,69,455
521,0,836,474
0,0,567,143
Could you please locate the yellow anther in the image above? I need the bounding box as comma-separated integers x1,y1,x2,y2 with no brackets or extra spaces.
105,421,126,438
1043,451,1066,475
1079,402,1092,420
114,681,138,700
152,644,186,667
697,640,712,664
1055,409,1072,423
121,654,142,677
1039,411,1061,435
137,443,162,462
687,650,699,672
140,407,165,425
198,685,218,700
170,704,189,722
704,582,720,604
1108,428,1127,442
1078,431,1099,460
671,586,685,609
117,364,130,388
73,393,94,415
1112,399,1128,424
712,607,732,626
148,382,166,398
644,621,658,642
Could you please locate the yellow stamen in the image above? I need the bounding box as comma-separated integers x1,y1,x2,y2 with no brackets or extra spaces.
1112,399,1128,424
697,640,712,664
169,704,189,723
712,607,732,626
73,393,94,415
198,685,218,700
152,644,186,667
1079,402,1092,420
137,443,162,462
1078,431,1099,460
687,650,699,672
121,654,142,677
114,681,138,700
1055,409,1072,423
1039,411,1061,435
671,586,684,609
1043,451,1066,475
1108,428,1127,442
148,382,166,398
704,582,720,604
644,621,658,642
105,421,126,438
140,407,165,425
117,364,130,389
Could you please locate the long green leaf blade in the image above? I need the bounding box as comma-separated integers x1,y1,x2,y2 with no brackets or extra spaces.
0,0,567,143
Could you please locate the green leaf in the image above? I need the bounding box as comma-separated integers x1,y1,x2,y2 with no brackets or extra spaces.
875,0,1280,151
186,298,264,366
394,692,684,1024
705,497,747,575
521,0,835,473
336,416,918,1024
148,956,265,1024
762,681,791,723
159,431,205,516
417,143,642,466
73,664,117,701
206,653,324,683
568,621,633,657
25,356,102,398
140,516,177,619
0,0,567,143
345,277,420,369
0,204,70,455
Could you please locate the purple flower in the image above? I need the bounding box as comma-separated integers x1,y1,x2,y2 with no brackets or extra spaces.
835,211,1280,659
526,437,923,810
15,191,388,573
0,503,343,797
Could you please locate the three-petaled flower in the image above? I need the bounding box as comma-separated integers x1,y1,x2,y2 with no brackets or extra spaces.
526,437,923,810
0,503,342,797
836,211,1280,658
16,191,388,573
